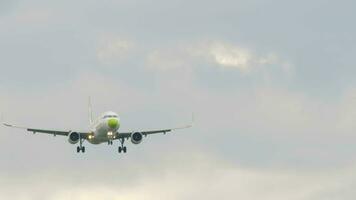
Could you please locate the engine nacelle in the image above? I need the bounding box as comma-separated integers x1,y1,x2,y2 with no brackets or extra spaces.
68,132,80,144
131,132,143,145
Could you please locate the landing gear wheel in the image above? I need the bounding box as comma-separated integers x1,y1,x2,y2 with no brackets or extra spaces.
118,146,127,153
118,138,127,153
118,146,122,153
77,136,85,153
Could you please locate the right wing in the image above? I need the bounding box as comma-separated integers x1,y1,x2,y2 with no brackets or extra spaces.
3,122,88,137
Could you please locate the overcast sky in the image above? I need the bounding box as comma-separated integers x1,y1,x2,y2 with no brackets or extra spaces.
1,0,356,199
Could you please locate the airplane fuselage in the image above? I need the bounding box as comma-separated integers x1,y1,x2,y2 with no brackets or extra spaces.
87,111,120,144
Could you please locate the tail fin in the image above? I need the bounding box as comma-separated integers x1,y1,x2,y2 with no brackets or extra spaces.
88,97,93,125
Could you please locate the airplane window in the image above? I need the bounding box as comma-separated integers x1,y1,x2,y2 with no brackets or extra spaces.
103,115,117,119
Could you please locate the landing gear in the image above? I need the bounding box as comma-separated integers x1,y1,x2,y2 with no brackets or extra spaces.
76,136,85,153
118,146,127,153
77,146,85,153
118,138,127,153
108,140,113,145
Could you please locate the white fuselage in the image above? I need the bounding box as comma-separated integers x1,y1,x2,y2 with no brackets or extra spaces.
87,111,120,144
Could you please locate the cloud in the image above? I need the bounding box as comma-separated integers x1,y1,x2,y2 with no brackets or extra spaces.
13,8,52,25
96,34,135,65
146,48,189,71
335,88,356,134
0,151,355,200
194,41,293,74
207,42,253,71
0,2,58,27
143,71,356,167
145,40,292,76
191,85,356,138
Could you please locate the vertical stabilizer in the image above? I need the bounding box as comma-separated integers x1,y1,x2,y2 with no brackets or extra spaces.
88,97,93,125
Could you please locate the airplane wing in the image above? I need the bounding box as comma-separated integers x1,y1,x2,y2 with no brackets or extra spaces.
117,124,192,139
2,122,88,137
118,114,194,139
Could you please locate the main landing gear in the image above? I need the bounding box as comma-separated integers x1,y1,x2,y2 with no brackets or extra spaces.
118,138,127,153
77,136,85,153
77,146,85,153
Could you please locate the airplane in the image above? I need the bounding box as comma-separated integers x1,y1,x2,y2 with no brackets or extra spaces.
2,101,192,153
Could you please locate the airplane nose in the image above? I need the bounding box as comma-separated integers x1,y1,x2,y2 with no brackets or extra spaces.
108,119,119,129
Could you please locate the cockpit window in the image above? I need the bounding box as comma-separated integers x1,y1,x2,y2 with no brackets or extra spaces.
103,115,118,119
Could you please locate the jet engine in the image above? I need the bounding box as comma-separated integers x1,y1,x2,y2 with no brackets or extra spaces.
131,132,143,144
68,132,80,144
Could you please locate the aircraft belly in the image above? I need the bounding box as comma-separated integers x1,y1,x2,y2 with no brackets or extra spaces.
87,120,119,144
89,124,110,144
95,123,109,138
88,137,107,144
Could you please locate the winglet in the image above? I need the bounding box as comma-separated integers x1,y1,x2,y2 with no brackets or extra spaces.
186,112,194,128
186,112,195,128
0,113,8,127
3,122,13,127
171,112,194,130
2,121,27,129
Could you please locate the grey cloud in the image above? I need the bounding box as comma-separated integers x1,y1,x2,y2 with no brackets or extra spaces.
1,151,356,200
145,40,293,80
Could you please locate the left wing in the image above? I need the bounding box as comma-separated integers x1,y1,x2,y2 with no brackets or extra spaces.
117,124,193,139
3,122,88,137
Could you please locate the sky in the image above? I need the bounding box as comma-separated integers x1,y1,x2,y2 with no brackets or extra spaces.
1,0,356,199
